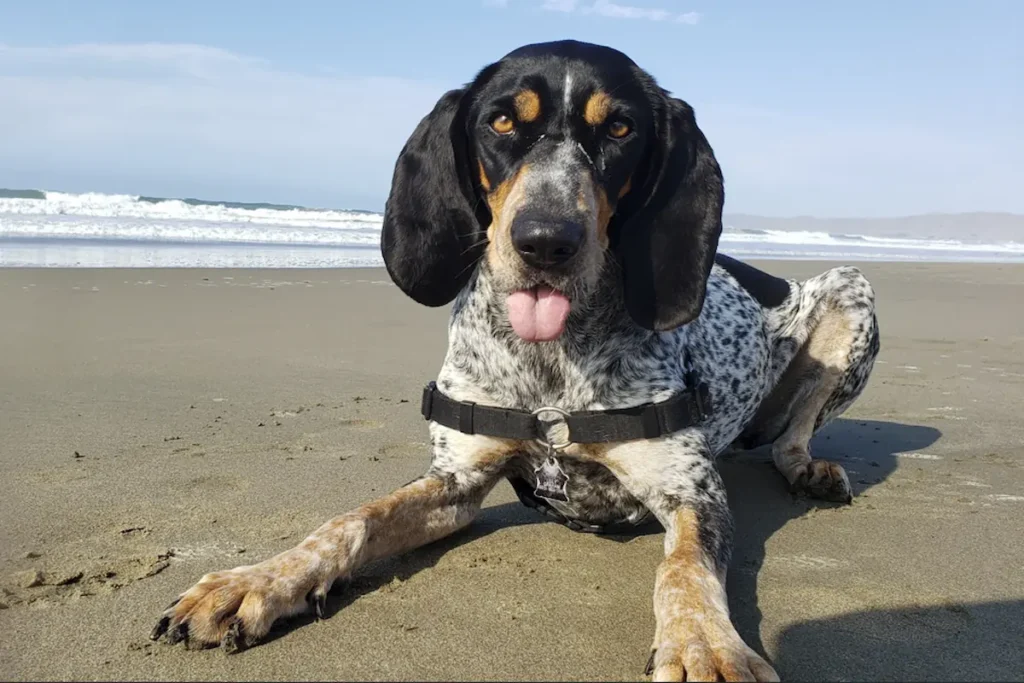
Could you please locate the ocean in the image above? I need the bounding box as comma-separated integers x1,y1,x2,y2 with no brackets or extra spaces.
1,188,1022,268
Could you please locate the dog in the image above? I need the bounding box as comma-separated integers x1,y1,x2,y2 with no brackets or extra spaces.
151,40,879,681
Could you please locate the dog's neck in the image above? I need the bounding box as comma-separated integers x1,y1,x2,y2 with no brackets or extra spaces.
439,261,688,410
433,256,702,413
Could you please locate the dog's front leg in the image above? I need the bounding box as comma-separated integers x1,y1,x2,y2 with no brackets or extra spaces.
152,433,510,652
596,435,779,682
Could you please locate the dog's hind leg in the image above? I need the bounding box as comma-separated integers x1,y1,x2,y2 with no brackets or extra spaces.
769,309,858,503
151,431,513,652
742,266,880,502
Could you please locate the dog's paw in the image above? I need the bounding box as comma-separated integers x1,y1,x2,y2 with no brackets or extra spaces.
150,552,328,652
645,628,778,682
793,458,852,503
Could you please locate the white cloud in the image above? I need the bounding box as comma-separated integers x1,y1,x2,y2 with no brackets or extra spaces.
537,0,698,23
2,42,1018,217
589,0,670,21
541,0,579,11
0,43,447,208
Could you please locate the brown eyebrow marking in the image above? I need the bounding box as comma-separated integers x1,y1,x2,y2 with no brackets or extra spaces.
584,90,612,126
514,89,542,123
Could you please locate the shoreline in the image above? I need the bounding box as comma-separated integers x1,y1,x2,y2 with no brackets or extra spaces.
3,245,1024,269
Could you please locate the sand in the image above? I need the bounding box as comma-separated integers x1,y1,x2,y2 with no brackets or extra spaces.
1,262,1022,681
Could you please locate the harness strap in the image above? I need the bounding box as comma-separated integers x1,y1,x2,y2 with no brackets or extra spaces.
421,376,709,443
419,376,711,535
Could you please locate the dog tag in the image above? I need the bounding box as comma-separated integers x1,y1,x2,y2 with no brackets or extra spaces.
534,453,570,502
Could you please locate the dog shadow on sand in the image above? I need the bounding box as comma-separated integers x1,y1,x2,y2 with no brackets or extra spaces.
719,417,940,680
264,417,1006,679
721,418,1022,681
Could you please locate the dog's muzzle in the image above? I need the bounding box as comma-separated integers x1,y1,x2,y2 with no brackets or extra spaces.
501,140,598,343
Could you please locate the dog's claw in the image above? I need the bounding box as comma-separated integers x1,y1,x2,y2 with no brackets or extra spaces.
221,618,247,654
315,593,327,621
150,597,182,641
307,588,328,621
644,649,656,676
150,615,170,641
167,621,189,645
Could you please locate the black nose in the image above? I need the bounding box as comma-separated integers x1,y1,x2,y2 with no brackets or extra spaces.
510,217,584,269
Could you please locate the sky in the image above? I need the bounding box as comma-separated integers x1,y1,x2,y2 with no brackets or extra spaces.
0,0,1021,217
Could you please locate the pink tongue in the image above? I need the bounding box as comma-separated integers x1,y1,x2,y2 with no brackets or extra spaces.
507,287,571,342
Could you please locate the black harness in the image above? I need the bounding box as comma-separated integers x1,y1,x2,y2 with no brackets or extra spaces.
420,373,711,534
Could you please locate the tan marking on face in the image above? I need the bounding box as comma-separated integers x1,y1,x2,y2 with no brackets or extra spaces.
514,89,542,123
484,165,533,277
618,175,632,199
595,187,613,247
485,164,530,232
478,160,491,191
584,90,612,126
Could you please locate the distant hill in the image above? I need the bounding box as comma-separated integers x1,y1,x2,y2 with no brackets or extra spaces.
723,212,1024,242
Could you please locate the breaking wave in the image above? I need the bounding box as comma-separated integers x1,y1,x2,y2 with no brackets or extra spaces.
2,189,1022,267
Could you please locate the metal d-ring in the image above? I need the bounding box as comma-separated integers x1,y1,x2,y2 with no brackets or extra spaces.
532,405,573,451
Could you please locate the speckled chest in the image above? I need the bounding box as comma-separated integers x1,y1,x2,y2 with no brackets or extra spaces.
434,266,780,523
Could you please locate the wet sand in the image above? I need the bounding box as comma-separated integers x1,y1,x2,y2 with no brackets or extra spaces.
1,262,1022,681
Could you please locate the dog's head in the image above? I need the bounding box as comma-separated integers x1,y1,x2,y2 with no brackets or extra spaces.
382,40,723,341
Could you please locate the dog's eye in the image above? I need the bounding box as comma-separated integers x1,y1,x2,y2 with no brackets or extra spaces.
608,120,631,139
491,115,515,135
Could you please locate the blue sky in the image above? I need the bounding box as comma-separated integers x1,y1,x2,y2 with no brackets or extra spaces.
0,0,1021,216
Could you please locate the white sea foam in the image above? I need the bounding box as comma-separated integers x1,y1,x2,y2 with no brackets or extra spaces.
720,226,1024,255
0,191,382,229
1,214,382,247
2,190,1023,267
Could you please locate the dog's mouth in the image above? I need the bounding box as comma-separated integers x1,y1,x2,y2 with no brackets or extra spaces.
506,286,571,342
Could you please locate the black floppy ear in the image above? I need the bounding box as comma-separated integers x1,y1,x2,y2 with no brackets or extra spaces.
381,89,486,307
616,96,724,331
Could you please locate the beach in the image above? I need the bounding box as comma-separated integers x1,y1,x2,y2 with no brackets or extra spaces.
1,261,1023,681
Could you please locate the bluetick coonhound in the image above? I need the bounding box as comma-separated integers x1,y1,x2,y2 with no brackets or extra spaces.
152,40,879,681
